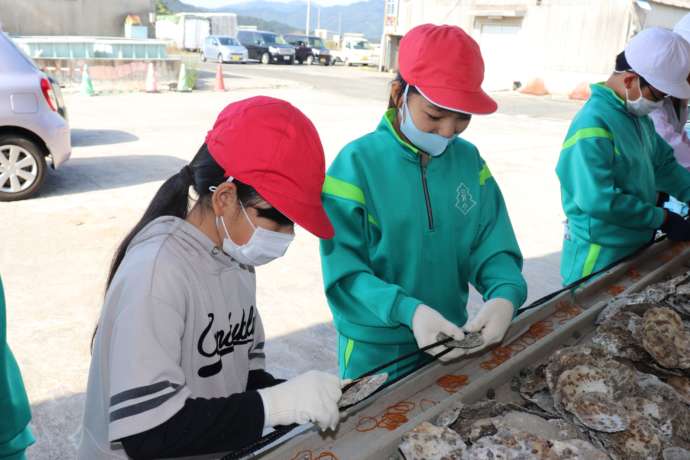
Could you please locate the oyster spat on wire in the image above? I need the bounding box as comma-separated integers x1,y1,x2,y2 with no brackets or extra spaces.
642,307,690,370
338,372,388,408
436,331,484,349
398,422,466,460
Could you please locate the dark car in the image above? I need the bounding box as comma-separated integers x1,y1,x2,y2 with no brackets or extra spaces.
284,34,333,65
283,36,313,65
237,30,295,65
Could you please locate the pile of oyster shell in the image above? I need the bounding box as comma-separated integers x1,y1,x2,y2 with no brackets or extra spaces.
398,272,690,460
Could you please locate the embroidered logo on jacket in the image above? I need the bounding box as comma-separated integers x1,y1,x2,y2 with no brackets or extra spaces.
197,306,256,377
455,183,476,215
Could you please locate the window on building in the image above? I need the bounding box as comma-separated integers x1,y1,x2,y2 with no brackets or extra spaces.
385,0,398,17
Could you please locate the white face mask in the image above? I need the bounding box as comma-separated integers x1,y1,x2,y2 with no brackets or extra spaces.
625,79,664,117
217,203,294,267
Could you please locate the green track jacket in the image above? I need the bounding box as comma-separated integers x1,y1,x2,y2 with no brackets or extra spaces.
320,109,527,346
0,276,33,458
556,83,690,283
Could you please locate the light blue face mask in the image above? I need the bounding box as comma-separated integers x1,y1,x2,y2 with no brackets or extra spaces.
399,86,456,156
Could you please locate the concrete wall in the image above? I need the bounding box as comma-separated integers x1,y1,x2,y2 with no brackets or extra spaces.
381,0,653,94
36,57,182,92
644,2,690,28
0,0,154,37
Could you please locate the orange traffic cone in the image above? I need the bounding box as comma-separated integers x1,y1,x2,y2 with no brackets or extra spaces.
214,64,226,92
145,62,158,93
519,78,549,96
569,81,591,101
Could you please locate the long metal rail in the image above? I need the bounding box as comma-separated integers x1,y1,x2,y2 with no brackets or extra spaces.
251,240,690,460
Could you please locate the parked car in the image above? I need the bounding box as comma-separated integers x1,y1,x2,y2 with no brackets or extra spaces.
283,35,313,65
284,34,333,65
0,31,70,201
201,35,248,63
332,34,379,66
237,30,295,64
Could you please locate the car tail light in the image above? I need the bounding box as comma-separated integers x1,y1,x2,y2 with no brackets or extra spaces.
40,77,58,112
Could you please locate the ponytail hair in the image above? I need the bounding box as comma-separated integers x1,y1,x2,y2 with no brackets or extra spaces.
93,144,261,349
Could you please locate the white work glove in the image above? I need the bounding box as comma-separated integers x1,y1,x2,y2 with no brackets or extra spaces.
412,304,467,362
463,298,514,350
258,370,342,431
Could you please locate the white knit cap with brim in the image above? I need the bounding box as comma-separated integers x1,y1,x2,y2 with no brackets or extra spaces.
624,27,690,99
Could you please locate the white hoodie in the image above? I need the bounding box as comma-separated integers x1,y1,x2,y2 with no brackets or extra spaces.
79,216,266,459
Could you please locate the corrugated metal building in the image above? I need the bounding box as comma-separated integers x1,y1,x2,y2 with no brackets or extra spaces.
381,0,690,94
0,0,154,37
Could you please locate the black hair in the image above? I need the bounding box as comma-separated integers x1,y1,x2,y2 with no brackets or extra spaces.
92,144,289,349
389,72,472,120
104,143,270,290
388,72,419,109
614,52,650,88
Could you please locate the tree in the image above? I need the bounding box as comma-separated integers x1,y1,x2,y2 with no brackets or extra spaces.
156,0,173,16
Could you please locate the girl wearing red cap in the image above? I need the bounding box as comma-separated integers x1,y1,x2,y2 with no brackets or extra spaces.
79,97,342,459
321,24,527,381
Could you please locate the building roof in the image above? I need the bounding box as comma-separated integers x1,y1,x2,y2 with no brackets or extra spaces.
652,0,690,8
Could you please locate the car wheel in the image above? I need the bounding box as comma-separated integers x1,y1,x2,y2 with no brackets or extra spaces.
201,53,207,62
306,55,314,65
217,53,224,64
261,53,270,65
0,135,47,202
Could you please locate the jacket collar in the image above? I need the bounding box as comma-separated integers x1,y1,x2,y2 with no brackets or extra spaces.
590,82,626,108
379,108,420,158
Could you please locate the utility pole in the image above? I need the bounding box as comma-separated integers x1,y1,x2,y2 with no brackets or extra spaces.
338,12,342,38
317,7,321,30
306,0,311,36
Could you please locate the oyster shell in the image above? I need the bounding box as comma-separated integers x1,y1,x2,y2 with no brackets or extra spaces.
667,376,690,405
642,307,690,370
569,392,629,433
463,426,606,460
398,422,466,460
338,372,388,408
435,406,461,428
591,311,647,361
663,446,690,460
599,415,663,460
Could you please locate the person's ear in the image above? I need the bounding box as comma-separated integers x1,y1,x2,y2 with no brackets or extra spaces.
623,73,637,90
212,182,238,216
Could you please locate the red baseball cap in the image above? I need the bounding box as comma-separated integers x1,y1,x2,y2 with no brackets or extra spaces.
205,96,334,239
399,24,497,115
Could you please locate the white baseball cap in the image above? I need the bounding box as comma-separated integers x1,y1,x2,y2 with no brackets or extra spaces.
624,27,690,99
674,13,690,44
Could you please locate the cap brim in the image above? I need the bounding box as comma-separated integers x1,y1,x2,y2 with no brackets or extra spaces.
416,85,498,115
254,185,335,239
647,76,690,99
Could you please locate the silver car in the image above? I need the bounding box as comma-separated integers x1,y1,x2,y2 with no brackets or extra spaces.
0,31,70,201
201,35,248,64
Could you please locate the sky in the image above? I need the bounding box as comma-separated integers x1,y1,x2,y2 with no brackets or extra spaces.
185,0,362,7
